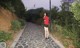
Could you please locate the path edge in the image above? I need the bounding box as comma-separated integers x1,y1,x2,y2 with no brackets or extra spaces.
10,25,26,48
50,34,65,48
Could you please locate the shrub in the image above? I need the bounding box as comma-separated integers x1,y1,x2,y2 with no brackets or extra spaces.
53,24,80,48
18,19,25,26
11,20,22,32
0,31,12,42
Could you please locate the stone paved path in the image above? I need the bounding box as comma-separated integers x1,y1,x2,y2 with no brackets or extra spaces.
14,22,60,48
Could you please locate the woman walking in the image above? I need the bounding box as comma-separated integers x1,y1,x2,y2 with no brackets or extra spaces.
43,13,50,39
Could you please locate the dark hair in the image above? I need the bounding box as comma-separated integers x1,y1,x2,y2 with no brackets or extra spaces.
44,12,48,16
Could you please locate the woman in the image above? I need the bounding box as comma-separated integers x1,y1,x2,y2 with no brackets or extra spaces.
43,13,50,39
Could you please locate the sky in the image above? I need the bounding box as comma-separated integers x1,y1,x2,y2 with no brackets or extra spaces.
22,0,62,10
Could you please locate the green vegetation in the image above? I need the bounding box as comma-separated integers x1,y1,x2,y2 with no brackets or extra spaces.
0,0,80,48
18,19,26,26
0,0,26,19
0,31,12,42
50,1,80,48
11,20,22,32
53,24,80,48
70,0,80,21
70,0,80,48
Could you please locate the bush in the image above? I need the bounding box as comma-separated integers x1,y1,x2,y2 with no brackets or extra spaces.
18,19,25,26
0,31,12,42
11,20,22,32
53,24,80,48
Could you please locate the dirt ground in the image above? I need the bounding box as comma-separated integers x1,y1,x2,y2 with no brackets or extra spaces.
0,7,17,48
0,7,17,32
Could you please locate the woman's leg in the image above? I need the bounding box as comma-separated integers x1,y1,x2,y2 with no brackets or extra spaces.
46,27,49,38
44,27,47,38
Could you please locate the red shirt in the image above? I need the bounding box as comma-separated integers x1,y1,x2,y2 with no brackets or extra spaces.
43,16,49,25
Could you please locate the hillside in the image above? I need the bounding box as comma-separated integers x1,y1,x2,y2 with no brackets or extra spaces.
0,7,17,32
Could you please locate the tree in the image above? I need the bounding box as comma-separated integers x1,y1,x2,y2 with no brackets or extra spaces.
70,0,80,21
0,0,12,9
11,0,26,18
26,8,44,22
51,6,59,20
0,0,26,19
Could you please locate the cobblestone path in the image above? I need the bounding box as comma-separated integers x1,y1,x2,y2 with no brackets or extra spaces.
14,22,60,48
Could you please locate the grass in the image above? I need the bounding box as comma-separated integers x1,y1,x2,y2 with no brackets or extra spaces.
0,31,12,42
51,24,79,48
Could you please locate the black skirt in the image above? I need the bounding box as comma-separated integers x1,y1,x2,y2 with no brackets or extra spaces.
44,24,48,27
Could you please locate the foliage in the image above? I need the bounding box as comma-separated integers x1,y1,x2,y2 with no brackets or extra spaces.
53,24,80,48
0,31,12,42
26,8,44,22
11,0,26,18
70,1,80,47
0,0,11,8
70,0,80,21
0,0,26,19
58,11,74,27
50,6,74,27
73,39,80,48
0,0,15,12
18,19,26,26
50,2,80,47
61,2,70,11
11,20,22,32
51,6,59,20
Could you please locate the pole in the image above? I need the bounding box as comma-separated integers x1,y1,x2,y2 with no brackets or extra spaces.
49,0,52,32
49,0,51,11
